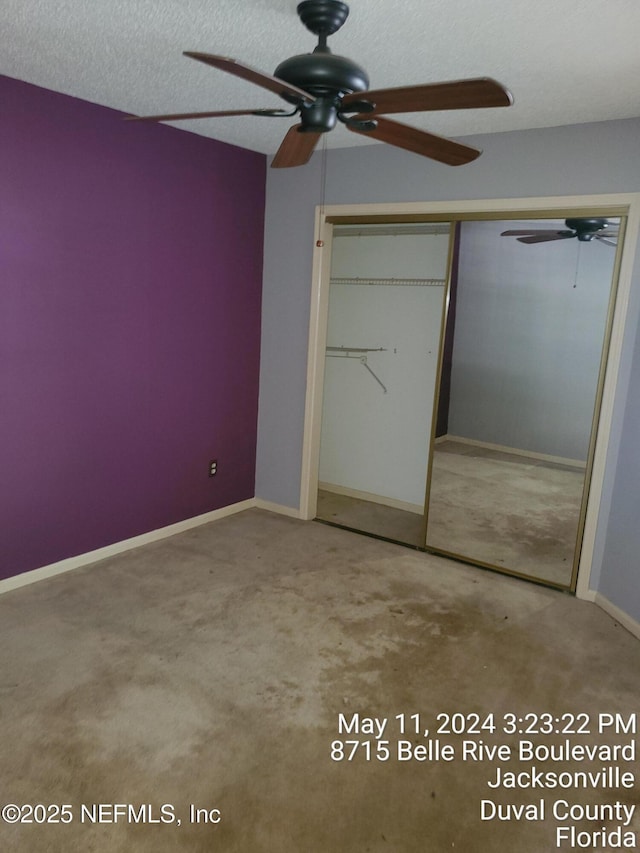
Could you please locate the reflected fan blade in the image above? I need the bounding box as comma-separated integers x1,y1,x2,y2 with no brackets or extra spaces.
517,233,573,244
271,125,322,168
184,53,315,104
126,108,292,123
343,77,512,116
501,229,551,236
347,117,481,165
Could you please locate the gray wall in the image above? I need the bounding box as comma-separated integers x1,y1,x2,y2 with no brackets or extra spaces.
448,219,615,460
598,256,640,618
256,117,640,624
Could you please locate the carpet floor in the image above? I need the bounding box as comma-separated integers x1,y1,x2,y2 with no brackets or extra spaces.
427,443,585,587
0,509,638,852
317,490,425,546
317,441,585,587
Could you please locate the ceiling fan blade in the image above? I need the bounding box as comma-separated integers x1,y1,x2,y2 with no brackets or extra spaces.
347,117,481,165
517,233,573,244
500,229,554,236
126,108,293,123
597,237,618,246
343,77,512,116
184,53,315,105
271,125,322,168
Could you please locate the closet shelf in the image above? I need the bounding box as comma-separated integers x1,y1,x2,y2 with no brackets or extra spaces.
330,277,445,287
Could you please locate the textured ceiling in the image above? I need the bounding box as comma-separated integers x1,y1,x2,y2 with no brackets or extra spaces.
3,0,640,156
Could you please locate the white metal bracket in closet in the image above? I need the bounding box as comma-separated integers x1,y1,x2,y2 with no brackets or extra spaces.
325,346,388,393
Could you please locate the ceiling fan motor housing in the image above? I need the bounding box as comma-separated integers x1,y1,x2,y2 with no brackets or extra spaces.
275,51,369,99
275,51,369,131
274,0,369,132
566,217,609,241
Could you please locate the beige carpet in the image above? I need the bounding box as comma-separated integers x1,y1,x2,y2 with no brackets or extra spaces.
317,489,425,546
1,509,638,852
317,443,584,587
427,446,585,587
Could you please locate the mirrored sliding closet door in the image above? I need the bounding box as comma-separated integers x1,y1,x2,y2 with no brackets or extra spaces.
316,222,452,546
425,216,623,588
314,211,624,591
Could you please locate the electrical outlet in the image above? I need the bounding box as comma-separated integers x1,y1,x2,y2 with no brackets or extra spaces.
208,459,218,477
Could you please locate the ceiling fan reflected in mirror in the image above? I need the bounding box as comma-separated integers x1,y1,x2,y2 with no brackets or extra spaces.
501,218,619,247
127,0,513,168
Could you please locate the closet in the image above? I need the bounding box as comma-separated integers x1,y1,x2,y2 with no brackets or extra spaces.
317,222,450,546
314,212,624,591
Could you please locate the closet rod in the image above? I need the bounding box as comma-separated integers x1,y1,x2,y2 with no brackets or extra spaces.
326,346,387,354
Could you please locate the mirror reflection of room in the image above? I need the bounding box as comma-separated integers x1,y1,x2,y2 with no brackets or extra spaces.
315,214,622,591
427,217,620,588
316,223,451,546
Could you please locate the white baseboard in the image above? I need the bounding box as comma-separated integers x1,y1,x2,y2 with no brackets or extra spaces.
254,498,303,519
438,435,586,470
0,499,256,596
593,592,640,641
318,481,424,515
4,499,639,644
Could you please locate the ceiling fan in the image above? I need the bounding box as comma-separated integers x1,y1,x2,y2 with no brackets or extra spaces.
501,218,619,246
127,0,513,168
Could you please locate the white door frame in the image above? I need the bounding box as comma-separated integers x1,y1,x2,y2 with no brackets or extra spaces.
298,193,640,599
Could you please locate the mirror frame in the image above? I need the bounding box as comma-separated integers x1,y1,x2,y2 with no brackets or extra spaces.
299,194,640,597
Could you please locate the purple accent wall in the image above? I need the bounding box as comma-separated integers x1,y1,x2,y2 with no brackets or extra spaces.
1,75,266,579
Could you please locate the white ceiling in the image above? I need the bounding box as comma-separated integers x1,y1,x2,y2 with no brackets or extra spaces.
3,0,640,156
